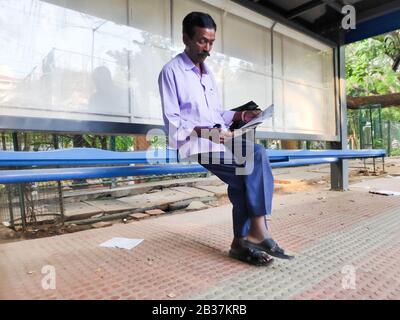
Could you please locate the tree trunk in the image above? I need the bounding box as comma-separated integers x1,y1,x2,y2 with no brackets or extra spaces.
134,135,150,151
281,140,300,149
347,93,400,109
133,135,150,184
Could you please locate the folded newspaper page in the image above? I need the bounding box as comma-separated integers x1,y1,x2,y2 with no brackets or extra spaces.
229,104,274,138
240,104,274,130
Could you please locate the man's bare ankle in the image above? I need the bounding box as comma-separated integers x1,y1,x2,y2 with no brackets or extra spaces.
246,235,263,243
247,232,272,243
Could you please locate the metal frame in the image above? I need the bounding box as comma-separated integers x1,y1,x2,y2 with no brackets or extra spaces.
285,0,338,20
330,46,348,191
231,0,337,47
233,0,400,46
0,116,164,135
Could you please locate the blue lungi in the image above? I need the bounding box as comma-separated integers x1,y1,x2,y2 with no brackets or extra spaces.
197,138,274,238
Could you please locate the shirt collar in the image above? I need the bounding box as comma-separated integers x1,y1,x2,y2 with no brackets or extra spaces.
180,51,210,75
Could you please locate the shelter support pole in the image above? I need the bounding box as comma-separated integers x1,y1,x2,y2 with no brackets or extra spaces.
53,134,65,225
331,46,349,191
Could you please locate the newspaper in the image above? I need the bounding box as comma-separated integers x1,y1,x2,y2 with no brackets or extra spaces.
228,104,274,138
240,104,274,130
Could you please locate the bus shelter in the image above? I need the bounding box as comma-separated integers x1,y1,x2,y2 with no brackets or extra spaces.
1,0,399,191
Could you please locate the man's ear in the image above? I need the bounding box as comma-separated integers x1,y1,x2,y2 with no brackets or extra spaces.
182,33,189,46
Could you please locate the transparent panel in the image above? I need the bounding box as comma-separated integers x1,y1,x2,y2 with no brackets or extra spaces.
0,0,169,124
224,13,270,68
129,0,171,38
259,78,282,130
274,33,336,137
284,82,325,134
283,37,324,86
130,44,172,122
223,58,270,109
43,0,128,25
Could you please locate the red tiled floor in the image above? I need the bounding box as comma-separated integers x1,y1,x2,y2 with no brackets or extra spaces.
1,187,400,300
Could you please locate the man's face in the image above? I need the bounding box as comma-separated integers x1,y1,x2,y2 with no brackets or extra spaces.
183,26,215,66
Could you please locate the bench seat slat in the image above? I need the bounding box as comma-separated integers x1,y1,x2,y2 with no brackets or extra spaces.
0,148,385,167
0,158,341,184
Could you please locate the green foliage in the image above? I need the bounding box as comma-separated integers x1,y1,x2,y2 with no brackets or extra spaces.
381,107,400,122
115,136,133,151
150,135,166,149
346,34,400,153
390,148,400,156
373,138,384,149
346,38,400,97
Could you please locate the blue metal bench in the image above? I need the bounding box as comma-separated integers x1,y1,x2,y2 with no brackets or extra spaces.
0,148,386,184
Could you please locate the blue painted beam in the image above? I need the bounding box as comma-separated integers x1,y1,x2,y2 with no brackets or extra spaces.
0,164,207,184
270,157,339,168
0,157,341,184
0,148,179,166
267,149,386,159
345,9,400,44
0,148,385,167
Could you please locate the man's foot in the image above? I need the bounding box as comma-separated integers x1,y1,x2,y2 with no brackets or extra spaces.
243,238,295,260
229,239,274,266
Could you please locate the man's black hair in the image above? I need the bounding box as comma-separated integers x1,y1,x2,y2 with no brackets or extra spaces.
182,12,217,39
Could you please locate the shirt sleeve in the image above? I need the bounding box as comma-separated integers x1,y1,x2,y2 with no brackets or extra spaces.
220,110,235,128
158,67,195,149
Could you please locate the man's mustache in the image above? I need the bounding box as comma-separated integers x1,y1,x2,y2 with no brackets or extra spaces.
198,51,210,57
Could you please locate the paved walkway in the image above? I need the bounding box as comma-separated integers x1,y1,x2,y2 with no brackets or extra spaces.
1,169,400,299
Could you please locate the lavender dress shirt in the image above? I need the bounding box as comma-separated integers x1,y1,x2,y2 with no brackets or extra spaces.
158,52,235,159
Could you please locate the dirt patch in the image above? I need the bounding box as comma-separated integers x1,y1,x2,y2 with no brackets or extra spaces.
0,223,99,243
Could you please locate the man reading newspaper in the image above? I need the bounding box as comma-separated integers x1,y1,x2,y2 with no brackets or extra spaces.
158,12,294,265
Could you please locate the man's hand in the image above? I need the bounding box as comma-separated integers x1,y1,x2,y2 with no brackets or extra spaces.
232,110,262,123
217,128,234,144
242,110,261,123
193,127,233,144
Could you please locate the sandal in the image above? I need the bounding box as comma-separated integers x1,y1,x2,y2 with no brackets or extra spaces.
243,238,295,260
229,246,274,266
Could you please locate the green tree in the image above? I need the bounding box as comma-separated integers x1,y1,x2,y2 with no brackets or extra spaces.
346,37,400,98
346,32,400,151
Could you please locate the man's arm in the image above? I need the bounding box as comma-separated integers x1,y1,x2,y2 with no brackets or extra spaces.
158,68,195,148
159,68,229,145
192,126,233,144
191,110,261,143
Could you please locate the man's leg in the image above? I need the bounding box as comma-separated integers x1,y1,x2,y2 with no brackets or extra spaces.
198,142,274,240
228,139,294,259
242,143,274,242
198,149,275,265
198,152,251,240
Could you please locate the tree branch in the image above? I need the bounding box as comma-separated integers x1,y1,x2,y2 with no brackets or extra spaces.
347,93,400,109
